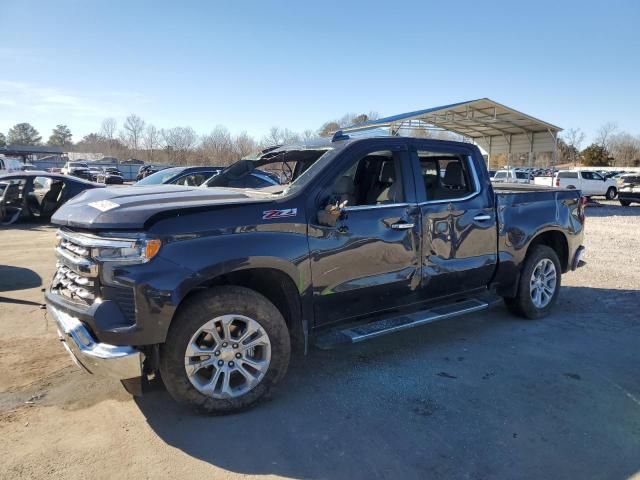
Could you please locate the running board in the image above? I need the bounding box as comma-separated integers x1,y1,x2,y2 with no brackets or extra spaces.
314,298,489,349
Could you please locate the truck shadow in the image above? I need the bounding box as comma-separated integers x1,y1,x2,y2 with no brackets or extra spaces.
135,285,640,480
0,265,42,293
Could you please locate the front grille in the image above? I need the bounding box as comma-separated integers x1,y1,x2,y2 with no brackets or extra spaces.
52,264,98,305
52,229,136,320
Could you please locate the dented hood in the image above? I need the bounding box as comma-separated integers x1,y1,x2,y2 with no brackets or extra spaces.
51,185,274,229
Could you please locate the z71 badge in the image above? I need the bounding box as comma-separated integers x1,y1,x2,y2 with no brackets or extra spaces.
262,208,297,220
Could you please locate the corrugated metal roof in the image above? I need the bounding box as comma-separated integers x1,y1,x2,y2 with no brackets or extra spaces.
1,145,65,155
345,98,561,139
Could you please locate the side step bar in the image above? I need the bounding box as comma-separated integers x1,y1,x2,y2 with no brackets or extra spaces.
314,298,489,349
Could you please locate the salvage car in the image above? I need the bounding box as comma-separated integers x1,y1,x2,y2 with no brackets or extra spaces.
0,171,103,224
617,174,640,206
135,166,222,187
97,167,124,185
46,135,586,414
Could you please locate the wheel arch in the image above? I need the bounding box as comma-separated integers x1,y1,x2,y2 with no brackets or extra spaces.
174,263,307,353
526,229,570,273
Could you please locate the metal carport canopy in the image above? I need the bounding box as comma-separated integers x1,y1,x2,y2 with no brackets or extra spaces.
342,98,562,163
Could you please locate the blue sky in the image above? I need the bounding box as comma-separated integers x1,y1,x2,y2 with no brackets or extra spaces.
1,0,639,144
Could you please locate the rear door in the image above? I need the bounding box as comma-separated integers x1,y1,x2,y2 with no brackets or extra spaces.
410,141,497,299
580,171,600,195
308,139,421,325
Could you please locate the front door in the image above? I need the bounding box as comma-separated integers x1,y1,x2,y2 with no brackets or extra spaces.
308,141,421,326
410,142,497,299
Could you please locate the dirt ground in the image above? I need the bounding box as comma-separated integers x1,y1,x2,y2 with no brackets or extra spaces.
1,202,639,480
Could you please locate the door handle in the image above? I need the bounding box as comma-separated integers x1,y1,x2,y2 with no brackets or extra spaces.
390,222,415,230
473,214,492,221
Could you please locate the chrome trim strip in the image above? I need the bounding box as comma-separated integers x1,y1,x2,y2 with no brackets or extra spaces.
343,202,410,212
58,228,136,249
342,299,489,343
391,222,415,229
55,247,98,277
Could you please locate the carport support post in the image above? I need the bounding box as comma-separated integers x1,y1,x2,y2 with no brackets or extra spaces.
488,136,492,170
529,132,534,169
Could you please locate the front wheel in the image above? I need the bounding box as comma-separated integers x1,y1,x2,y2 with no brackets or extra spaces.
160,286,291,414
503,245,561,319
606,187,617,200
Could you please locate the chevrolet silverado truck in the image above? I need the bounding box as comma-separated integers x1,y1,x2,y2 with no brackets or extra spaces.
46,135,586,414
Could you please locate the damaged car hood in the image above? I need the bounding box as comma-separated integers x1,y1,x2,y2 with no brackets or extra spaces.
51,185,276,229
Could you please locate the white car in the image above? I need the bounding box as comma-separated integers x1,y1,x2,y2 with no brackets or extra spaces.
61,161,89,175
491,169,531,184
541,170,618,199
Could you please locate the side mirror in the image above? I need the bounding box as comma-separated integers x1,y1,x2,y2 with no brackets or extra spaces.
317,200,348,227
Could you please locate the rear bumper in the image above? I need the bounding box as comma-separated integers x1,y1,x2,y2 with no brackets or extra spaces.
48,304,143,380
571,245,586,271
618,192,640,202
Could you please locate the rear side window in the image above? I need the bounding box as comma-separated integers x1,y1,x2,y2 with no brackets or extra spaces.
417,151,476,201
515,172,529,179
494,172,507,179
558,172,578,179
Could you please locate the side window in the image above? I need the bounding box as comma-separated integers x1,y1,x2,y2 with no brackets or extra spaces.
33,176,52,190
581,171,594,180
3,178,26,205
494,172,506,179
175,173,209,186
228,174,270,189
326,150,404,207
559,172,578,179
418,151,475,201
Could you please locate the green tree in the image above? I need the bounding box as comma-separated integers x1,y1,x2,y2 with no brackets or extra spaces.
581,143,611,167
48,124,73,146
0,132,6,147
7,123,42,145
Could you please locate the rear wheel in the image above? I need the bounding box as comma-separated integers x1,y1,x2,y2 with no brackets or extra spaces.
160,286,291,414
503,245,561,319
606,187,617,200
620,200,631,207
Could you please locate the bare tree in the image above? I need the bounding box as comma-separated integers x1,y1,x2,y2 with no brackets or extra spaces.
200,126,235,166
563,127,585,166
610,133,640,167
234,131,258,158
302,129,317,142
143,125,162,162
100,118,117,141
595,122,618,151
122,114,146,150
162,126,197,165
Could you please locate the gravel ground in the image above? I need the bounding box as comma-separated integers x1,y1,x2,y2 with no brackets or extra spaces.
0,201,639,480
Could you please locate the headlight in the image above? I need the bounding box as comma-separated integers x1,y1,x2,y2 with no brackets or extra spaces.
92,237,161,263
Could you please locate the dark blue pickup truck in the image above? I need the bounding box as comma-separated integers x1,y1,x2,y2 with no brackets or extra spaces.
46,135,586,413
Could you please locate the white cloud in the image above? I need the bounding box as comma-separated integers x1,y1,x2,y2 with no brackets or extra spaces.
0,80,138,119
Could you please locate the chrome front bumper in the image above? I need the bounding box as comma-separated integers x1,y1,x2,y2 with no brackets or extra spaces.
48,304,143,380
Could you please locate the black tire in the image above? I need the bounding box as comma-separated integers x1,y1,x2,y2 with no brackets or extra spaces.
606,187,617,200
502,245,562,320
160,286,291,414
620,200,631,207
